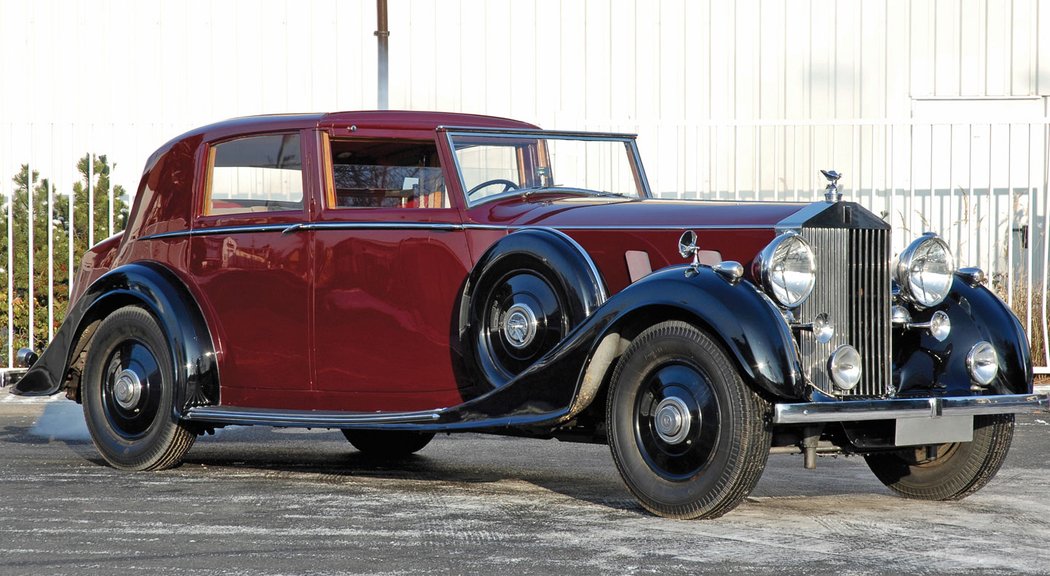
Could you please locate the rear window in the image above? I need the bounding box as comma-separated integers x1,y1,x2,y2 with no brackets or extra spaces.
206,133,304,215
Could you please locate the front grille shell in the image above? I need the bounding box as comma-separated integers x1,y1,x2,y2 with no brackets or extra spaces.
781,203,892,398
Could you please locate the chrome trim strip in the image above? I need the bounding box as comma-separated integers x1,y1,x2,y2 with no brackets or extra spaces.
140,222,776,242
773,393,1049,424
437,125,639,140
183,405,443,427
304,222,463,232
513,224,774,231
140,224,293,241
533,226,609,305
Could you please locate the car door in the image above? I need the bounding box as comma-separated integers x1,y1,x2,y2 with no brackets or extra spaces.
311,131,471,412
188,131,313,408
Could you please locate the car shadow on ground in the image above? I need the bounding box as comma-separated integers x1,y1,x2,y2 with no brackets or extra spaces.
176,429,894,514
177,430,642,512
1,404,898,516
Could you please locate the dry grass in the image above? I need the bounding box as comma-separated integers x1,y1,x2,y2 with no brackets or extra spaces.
994,279,1048,370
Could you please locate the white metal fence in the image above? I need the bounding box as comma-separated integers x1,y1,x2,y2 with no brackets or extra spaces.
2,119,1048,373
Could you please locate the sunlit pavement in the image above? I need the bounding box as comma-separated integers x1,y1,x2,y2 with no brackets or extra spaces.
2,387,1049,576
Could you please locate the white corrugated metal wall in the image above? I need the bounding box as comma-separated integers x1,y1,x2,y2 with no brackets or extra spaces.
0,0,1047,370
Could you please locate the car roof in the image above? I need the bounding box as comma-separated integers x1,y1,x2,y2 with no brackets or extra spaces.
319,110,540,131
145,111,541,171
182,110,539,140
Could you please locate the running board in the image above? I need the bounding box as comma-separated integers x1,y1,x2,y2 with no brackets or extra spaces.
183,405,444,428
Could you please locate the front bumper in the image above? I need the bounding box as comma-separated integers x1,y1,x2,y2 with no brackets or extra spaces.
773,393,1049,425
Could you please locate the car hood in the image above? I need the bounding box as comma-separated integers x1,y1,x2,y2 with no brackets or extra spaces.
470,196,809,229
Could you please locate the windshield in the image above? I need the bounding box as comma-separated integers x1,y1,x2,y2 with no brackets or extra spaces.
446,130,649,206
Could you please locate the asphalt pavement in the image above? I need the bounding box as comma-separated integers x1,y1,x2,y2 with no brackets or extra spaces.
2,388,1049,575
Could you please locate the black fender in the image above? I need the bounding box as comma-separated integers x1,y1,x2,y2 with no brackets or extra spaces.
13,262,219,413
895,276,1033,396
458,227,607,393
435,264,803,429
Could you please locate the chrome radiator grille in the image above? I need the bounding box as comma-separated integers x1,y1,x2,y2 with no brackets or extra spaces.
797,227,892,397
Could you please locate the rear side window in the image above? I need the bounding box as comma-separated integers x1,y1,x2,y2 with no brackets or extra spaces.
328,139,447,208
206,133,304,215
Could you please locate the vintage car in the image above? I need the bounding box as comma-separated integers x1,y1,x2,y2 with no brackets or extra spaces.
6,111,1046,519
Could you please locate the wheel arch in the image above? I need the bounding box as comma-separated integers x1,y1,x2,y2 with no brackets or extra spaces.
567,268,805,425
14,262,219,414
458,227,607,392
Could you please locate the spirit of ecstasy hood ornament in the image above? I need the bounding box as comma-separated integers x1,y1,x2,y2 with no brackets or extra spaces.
821,169,842,203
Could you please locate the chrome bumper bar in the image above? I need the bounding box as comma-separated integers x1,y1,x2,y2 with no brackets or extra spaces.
773,393,1050,425
0,368,27,388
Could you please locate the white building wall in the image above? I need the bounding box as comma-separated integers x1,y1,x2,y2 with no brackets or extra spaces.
0,0,1048,366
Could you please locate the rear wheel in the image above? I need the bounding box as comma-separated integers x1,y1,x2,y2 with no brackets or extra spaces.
342,429,435,457
82,306,195,471
864,414,1014,500
606,321,771,519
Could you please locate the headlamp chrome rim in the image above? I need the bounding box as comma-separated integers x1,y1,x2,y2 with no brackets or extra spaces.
754,231,816,309
895,233,956,308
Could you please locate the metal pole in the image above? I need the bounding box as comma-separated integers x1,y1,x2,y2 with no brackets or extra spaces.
375,0,389,110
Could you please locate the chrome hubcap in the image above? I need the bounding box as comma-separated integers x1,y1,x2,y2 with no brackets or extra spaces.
112,369,143,410
653,396,694,445
503,303,538,349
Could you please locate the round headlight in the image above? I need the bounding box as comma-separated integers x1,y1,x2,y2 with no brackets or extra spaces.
895,234,955,308
755,232,816,308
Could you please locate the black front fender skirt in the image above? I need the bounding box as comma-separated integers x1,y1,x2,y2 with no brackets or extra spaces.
430,265,803,429
894,276,1033,397
12,262,219,412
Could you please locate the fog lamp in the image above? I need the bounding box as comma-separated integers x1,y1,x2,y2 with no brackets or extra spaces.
966,341,999,386
812,313,834,344
828,345,862,391
928,310,951,342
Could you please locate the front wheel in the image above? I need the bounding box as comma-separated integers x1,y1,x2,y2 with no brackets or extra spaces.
864,414,1014,500
82,306,196,471
606,321,771,519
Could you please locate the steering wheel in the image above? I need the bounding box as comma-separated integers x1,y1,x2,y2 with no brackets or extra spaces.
467,178,520,197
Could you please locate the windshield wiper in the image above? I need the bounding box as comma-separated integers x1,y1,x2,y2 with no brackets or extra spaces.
521,186,627,200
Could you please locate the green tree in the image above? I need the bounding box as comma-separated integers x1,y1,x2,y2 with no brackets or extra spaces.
0,154,128,361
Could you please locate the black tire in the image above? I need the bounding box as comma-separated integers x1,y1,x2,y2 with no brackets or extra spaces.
864,414,1014,500
607,321,771,519
82,306,195,471
342,429,435,457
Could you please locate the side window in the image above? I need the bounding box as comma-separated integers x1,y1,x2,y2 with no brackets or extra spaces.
206,133,303,215
329,139,446,208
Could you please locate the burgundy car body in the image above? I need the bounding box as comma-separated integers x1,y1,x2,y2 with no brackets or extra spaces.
9,111,1044,519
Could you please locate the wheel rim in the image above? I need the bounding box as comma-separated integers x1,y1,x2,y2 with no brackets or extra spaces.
481,270,565,378
101,339,164,439
634,361,721,481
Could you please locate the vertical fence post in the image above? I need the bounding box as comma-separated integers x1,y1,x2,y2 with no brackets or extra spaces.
88,150,94,248
48,123,54,343
6,127,13,367
27,130,34,354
